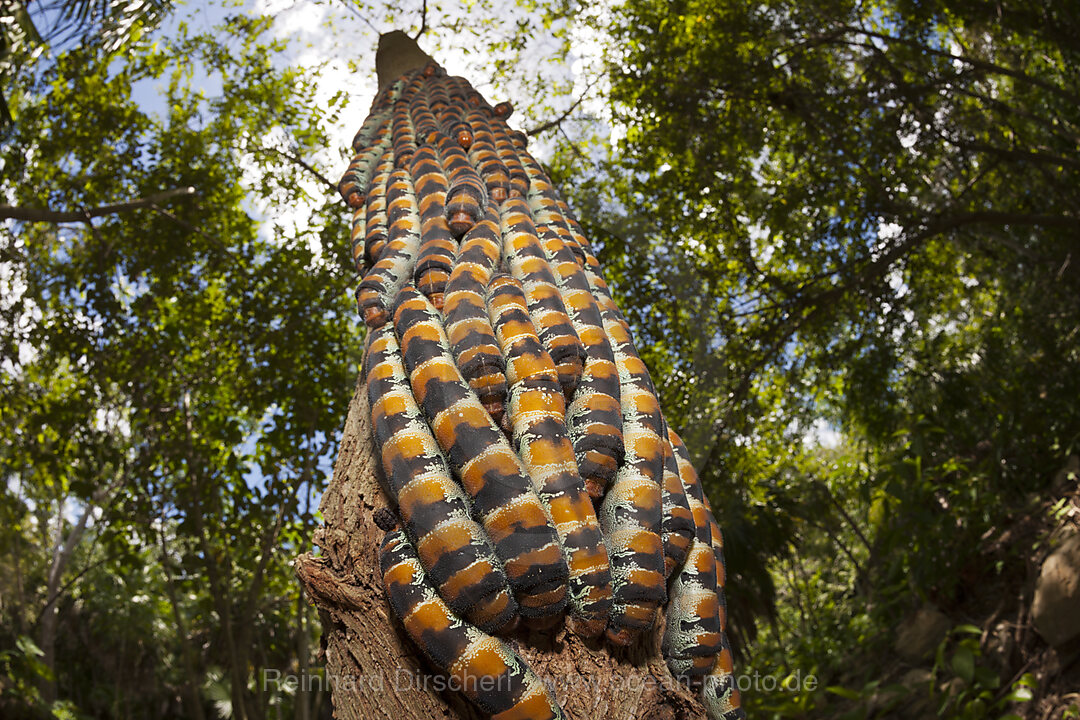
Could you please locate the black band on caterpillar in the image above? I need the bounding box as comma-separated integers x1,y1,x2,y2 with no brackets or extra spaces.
356,167,423,327
393,285,569,619
410,144,458,310
668,428,712,545
364,326,517,632
596,300,667,646
350,205,367,273
379,530,565,720
443,204,509,425
486,273,613,636
499,197,586,399
392,98,418,170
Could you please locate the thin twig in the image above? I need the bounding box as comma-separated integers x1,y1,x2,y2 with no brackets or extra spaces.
0,187,196,223
526,78,598,136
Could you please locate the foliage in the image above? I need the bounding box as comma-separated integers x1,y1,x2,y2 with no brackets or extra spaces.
1,7,358,719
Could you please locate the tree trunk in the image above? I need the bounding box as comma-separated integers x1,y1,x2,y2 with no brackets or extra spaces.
293,31,713,720
294,380,708,719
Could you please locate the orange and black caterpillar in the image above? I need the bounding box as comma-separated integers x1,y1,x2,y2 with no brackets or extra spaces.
393,285,569,619
409,144,458,309
356,167,423,328
661,535,723,679
486,273,613,636
442,204,509,424
364,325,517,632
466,106,511,204
486,113,529,199
361,147,395,270
339,119,392,208
660,430,696,579
596,299,667,646
702,636,744,720
433,130,488,237
499,197,586,399
380,529,565,720
518,150,624,498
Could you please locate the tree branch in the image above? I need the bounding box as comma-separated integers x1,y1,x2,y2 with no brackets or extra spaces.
0,186,196,223
255,145,339,194
526,78,598,136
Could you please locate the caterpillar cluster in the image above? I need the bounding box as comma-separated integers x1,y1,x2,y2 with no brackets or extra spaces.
344,60,744,720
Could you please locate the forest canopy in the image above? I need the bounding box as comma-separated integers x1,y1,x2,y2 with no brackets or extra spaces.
1,0,1078,718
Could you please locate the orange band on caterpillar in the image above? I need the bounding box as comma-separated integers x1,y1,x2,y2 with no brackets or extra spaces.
409,144,458,309
379,530,565,720
443,204,508,424
393,286,569,619
596,301,667,646
349,205,366,273
668,428,712,545
486,274,613,636
356,167,423,327
499,198,585,399
365,326,517,632
392,98,418,170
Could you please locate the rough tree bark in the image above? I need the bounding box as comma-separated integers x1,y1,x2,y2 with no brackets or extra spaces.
293,32,712,720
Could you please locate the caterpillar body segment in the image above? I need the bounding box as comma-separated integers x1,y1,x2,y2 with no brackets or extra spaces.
364,326,517,632
379,530,565,720
597,302,667,646
704,508,730,638
356,168,423,327
340,121,392,208
668,428,712,545
393,286,569,619
434,131,488,237
660,431,696,579
486,274,613,636
443,205,508,424
466,108,511,204
499,198,586,399
533,221,624,499
362,147,395,268
409,79,441,145
661,537,723,678
350,76,401,152
701,637,745,720
410,144,458,309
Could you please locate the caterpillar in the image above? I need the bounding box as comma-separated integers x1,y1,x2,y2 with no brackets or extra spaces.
661,536,723,679
520,153,624,499
701,636,745,720
362,147,395,269
596,299,667,646
434,131,488,237
339,121,392,208
349,205,366,274
668,428,712,545
466,107,511,204
364,325,517,632
356,167,423,327
499,197,585,399
486,273,613,636
380,529,565,720
408,76,441,145
660,430,696,580
488,115,529,199
445,77,475,148
410,144,458,310
392,98,418,170
393,285,569,619
442,204,509,424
